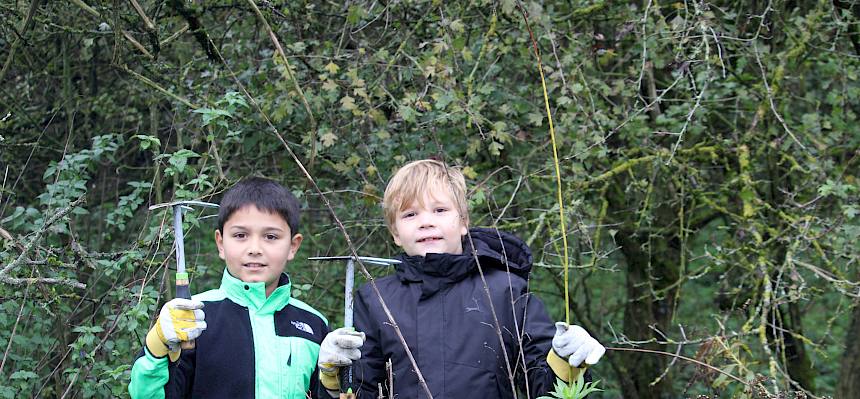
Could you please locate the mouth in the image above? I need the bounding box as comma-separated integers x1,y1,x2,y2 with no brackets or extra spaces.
243,263,267,269
416,236,443,243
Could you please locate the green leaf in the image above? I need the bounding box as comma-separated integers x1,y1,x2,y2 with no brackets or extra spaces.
132,134,161,151
10,371,37,380
528,112,544,126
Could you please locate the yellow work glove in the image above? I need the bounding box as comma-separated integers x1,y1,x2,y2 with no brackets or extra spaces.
145,298,206,362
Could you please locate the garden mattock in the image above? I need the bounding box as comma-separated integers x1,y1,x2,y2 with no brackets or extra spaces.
149,200,220,349
309,256,401,399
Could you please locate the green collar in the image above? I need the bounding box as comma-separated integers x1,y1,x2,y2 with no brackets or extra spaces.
220,269,292,314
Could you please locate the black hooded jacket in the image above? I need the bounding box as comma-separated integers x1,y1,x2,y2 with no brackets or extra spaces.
352,228,560,399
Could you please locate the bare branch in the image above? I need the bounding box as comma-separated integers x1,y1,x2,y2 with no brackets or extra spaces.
0,196,87,289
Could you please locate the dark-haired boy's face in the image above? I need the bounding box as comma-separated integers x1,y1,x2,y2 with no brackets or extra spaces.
215,205,302,297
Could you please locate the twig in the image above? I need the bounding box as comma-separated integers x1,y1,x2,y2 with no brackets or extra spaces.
0,266,33,376
244,0,319,168
129,0,155,31
0,0,42,84
70,0,100,17
0,196,87,289
115,64,198,109
751,42,806,150
121,30,153,59
607,346,749,386
160,23,189,47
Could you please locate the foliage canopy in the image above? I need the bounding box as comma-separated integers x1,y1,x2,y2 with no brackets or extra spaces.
1,0,858,398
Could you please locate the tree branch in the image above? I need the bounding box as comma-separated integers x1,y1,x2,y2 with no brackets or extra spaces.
0,196,87,289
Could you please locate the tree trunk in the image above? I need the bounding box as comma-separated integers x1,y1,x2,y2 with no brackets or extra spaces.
607,176,681,399
777,302,816,391
837,298,860,399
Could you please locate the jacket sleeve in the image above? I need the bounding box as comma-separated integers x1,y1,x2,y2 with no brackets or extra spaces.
352,287,386,399
515,290,563,398
128,346,195,399
311,322,331,399
515,290,594,397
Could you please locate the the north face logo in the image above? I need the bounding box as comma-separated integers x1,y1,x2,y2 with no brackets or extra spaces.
291,320,314,335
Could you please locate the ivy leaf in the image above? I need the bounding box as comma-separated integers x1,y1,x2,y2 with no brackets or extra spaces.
528,112,544,126
340,95,357,111
489,141,504,156
320,132,338,148
399,104,418,122
347,5,365,24
322,79,339,92
325,62,340,74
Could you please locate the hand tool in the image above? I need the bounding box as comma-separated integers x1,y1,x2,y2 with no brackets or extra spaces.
309,256,400,398
150,200,219,349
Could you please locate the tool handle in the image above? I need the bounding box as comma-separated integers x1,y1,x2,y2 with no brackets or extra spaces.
176,280,196,350
339,365,355,398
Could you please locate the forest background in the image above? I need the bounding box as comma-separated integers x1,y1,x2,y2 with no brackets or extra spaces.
1,0,858,398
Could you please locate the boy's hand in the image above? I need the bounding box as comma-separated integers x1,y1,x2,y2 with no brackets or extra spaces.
318,327,365,392
552,322,605,367
319,327,365,369
145,298,206,360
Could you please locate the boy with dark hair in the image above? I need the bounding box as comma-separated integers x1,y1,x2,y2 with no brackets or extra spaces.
317,160,605,398
130,177,329,399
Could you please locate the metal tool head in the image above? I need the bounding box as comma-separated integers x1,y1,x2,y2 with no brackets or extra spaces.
308,256,401,266
309,256,400,329
148,200,220,211
148,200,219,291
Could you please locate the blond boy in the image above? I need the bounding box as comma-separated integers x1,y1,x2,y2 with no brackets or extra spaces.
318,160,605,398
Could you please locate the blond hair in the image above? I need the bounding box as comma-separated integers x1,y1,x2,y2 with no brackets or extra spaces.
383,159,469,235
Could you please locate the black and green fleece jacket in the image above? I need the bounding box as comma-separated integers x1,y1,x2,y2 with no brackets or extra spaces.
129,271,329,399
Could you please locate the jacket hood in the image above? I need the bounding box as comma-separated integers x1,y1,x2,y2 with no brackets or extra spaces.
395,227,533,298
465,227,533,279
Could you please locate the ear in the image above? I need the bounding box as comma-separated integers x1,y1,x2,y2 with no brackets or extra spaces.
391,230,402,247
286,233,303,261
215,230,226,260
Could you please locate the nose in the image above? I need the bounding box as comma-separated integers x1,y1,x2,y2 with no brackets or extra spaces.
247,236,262,256
418,211,435,228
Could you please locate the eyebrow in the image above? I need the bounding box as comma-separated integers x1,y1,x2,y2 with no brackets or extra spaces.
227,225,286,232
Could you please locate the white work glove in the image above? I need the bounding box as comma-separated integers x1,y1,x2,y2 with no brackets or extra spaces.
145,298,206,359
552,322,605,367
318,327,365,370
318,327,365,393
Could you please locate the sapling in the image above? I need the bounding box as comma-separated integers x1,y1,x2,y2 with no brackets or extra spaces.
537,373,602,399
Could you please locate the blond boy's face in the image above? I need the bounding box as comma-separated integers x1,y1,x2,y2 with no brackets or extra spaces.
215,205,302,297
391,187,468,257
